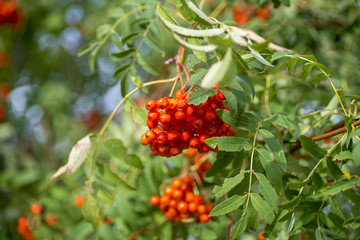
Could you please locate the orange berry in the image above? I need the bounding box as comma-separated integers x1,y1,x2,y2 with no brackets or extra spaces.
172,189,184,199
17,217,28,228
74,196,85,207
164,186,173,197
175,90,187,99
30,203,42,215
168,98,178,109
45,215,58,226
199,213,211,223
105,217,114,225
141,134,149,145
145,130,157,143
197,204,207,214
258,231,265,240
150,195,160,206
185,148,198,158
145,99,157,111
177,201,188,213
157,98,169,109
172,179,182,189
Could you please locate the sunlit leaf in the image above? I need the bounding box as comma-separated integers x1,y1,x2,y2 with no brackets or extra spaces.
209,195,246,216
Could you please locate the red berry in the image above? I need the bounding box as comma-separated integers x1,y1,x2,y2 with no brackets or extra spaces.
169,147,181,156
175,110,186,121
160,113,171,124
197,204,207,214
45,215,58,226
172,179,182,189
192,118,204,129
147,119,157,129
173,189,183,199
156,132,168,144
157,98,169,109
145,99,157,111
141,134,150,145
168,98,178,109
148,111,159,122
179,131,191,142
30,203,42,215
74,196,85,207
178,99,188,109
188,202,198,212
199,213,211,223
164,186,173,196
150,195,160,206
177,201,188,213
189,137,200,148
175,90,187,99
145,130,157,143
167,131,179,142
199,134,209,143
158,145,169,154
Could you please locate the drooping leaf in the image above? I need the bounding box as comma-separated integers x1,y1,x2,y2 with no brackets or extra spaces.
201,48,234,88
271,51,289,62
259,129,287,170
173,33,217,53
326,158,344,179
213,171,245,198
251,193,275,223
248,46,273,67
233,50,249,75
49,134,93,180
159,16,224,37
229,28,247,46
77,41,100,57
299,135,327,159
205,137,252,152
122,33,141,45
254,172,278,211
82,192,100,228
137,52,161,76
121,74,130,98
228,81,247,115
183,0,214,25
264,113,300,132
209,195,247,216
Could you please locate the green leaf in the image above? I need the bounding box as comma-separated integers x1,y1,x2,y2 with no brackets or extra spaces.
220,90,237,116
111,49,135,61
96,163,135,190
137,52,161,76
327,198,345,220
97,189,115,204
301,62,315,81
96,24,111,39
49,134,92,180
321,178,359,196
113,64,130,79
188,38,208,63
103,139,127,158
251,193,275,223
125,154,144,170
299,135,327,159
229,82,246,115
207,151,235,176
121,74,130,98
188,68,207,86
173,33,217,53
248,46,273,67
229,28,247,46
82,192,100,228
315,228,325,240
286,57,299,74
201,48,234,88
213,171,245,198
259,129,287,171
231,211,248,239
342,190,360,207
233,50,249,74
183,0,214,25
159,16,224,37
122,33,141,45
187,89,215,105
144,36,165,56
124,99,147,126
130,17,150,29
205,137,252,152
254,172,278,211
216,110,259,131
326,158,343,180
77,42,100,57
271,51,289,62
110,31,124,50
287,181,307,190
156,4,178,25
278,195,301,210
238,75,254,97
312,173,324,191
264,113,300,132
209,195,246,216
292,212,315,231
257,148,282,191
333,151,352,161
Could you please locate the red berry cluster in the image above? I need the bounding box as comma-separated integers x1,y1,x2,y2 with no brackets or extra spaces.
17,217,34,240
150,176,213,223
0,0,23,28
141,89,235,157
